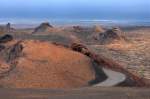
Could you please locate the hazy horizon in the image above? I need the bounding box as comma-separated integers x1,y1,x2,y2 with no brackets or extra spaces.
0,0,150,24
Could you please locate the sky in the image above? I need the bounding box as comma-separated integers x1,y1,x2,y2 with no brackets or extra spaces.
0,0,149,20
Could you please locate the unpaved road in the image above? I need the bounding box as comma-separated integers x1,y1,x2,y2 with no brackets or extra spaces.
94,68,126,87
0,87,150,99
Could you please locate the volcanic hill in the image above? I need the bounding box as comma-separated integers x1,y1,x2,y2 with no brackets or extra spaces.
0,40,95,89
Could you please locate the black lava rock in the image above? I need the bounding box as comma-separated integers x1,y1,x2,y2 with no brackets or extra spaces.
0,34,13,43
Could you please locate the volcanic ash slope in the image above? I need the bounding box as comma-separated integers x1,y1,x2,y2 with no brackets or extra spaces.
0,40,95,89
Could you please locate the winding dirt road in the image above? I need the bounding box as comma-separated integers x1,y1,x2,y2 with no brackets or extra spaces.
93,68,126,87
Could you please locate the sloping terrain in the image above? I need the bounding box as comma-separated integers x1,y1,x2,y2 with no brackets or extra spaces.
97,27,126,44
89,27,150,80
0,25,149,89
0,40,95,88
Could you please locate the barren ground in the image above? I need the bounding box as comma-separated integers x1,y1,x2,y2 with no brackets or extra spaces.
89,27,150,79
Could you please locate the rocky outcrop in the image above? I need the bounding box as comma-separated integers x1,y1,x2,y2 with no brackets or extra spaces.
73,26,83,32
0,41,23,79
0,40,23,63
0,34,13,43
33,22,53,33
97,27,126,44
90,26,105,41
6,41,23,62
71,43,91,56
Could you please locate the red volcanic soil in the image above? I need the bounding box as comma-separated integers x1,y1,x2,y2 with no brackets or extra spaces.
0,40,95,89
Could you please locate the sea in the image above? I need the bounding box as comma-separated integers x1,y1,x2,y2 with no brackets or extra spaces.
0,18,150,28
